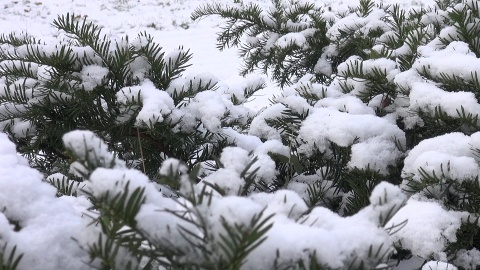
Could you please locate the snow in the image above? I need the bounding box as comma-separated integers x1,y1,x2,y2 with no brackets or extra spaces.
117,79,175,127
9,119,35,138
134,202,198,253
250,189,309,219
275,94,313,115
218,74,267,105
314,57,333,76
409,82,480,119
402,132,480,186
369,182,407,213
297,108,405,174
327,8,388,44
201,146,278,194
249,103,286,140
80,65,109,91
219,182,403,269
453,248,480,269
220,146,251,174
338,56,400,83
284,182,405,269
387,199,465,259
221,127,263,152
275,32,308,48
179,90,238,132
421,10,449,28
200,147,252,195
159,157,188,176
164,72,220,100
2,0,479,269
0,133,91,270
62,130,125,169
422,261,458,270
315,95,377,115
254,139,290,157
415,41,480,79
394,69,425,91
203,167,247,195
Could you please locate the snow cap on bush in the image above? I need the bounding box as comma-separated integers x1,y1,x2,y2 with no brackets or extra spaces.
62,130,126,171
297,107,405,174
402,132,480,187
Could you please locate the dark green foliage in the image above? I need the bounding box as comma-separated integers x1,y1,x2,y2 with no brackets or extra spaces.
403,164,480,214
383,5,433,71
403,164,480,266
442,0,480,57
83,184,150,269
216,212,273,269
47,174,84,197
341,168,384,216
0,13,251,180
0,245,23,270
414,106,479,139
192,0,330,87
264,107,308,145
445,216,480,259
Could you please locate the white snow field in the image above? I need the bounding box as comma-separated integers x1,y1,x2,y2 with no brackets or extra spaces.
3,0,480,270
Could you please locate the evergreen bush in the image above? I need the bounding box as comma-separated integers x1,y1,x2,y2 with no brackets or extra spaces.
0,0,479,269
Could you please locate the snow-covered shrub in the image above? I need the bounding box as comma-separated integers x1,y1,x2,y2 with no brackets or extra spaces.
1,0,480,268
194,0,480,268
0,10,405,270
0,130,406,269
0,13,263,181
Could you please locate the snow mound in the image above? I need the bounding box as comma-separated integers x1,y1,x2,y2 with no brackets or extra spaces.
298,107,405,174
387,199,465,259
402,132,480,187
0,132,91,269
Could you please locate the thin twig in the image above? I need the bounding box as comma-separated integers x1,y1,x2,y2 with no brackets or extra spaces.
137,127,146,173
